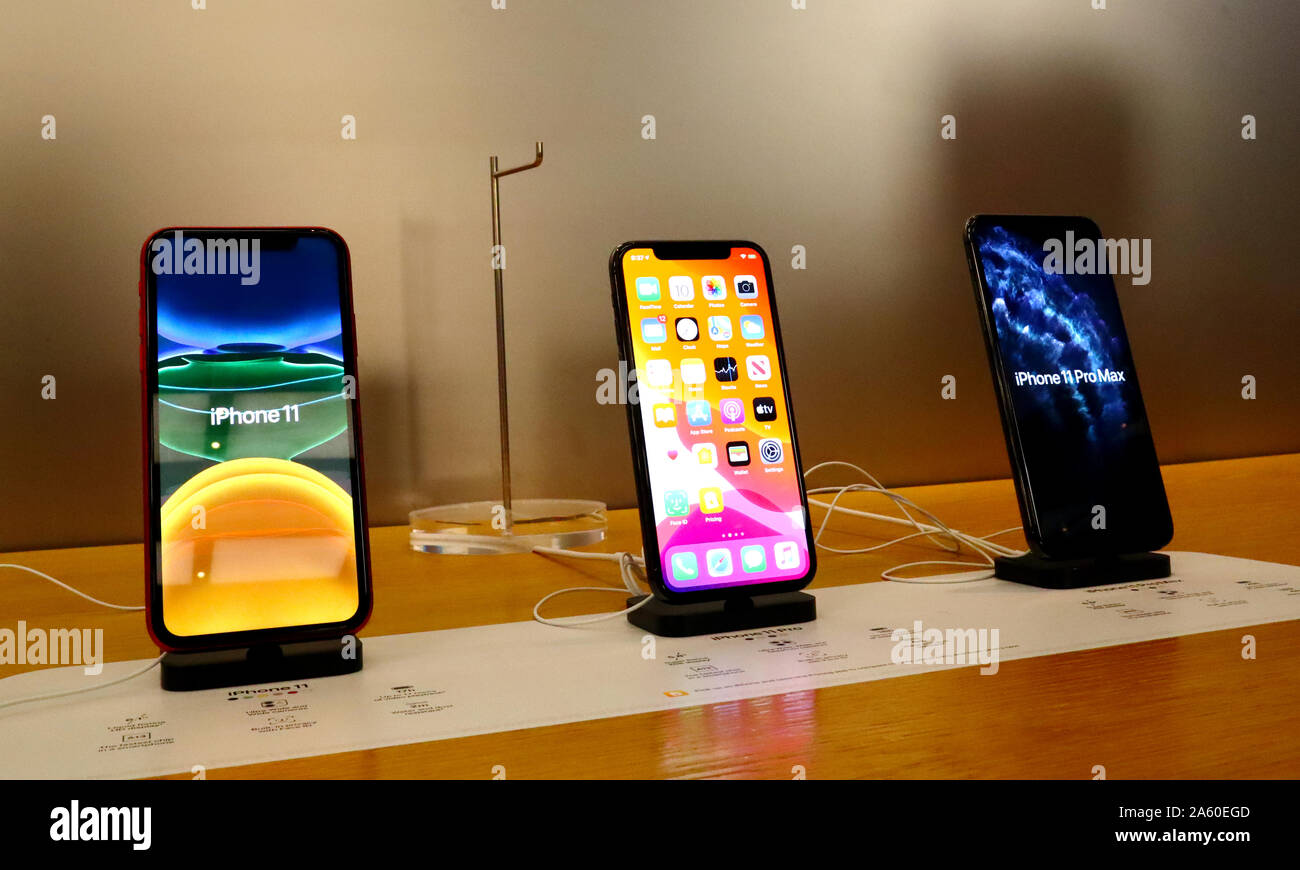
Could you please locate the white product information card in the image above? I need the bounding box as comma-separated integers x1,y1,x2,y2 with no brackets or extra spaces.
1,551,1297,778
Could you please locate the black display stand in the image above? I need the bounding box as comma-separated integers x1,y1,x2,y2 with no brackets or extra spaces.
160,638,363,692
994,551,1170,589
626,591,816,637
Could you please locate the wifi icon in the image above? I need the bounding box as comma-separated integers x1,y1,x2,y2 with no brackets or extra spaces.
713,356,739,382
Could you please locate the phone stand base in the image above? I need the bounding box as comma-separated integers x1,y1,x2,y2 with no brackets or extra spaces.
626,591,816,638
159,638,363,692
994,551,1171,589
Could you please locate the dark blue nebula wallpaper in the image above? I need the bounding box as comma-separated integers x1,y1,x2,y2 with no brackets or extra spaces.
977,225,1128,455
971,218,1171,556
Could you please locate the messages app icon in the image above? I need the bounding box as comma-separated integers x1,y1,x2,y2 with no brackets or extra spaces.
740,545,766,573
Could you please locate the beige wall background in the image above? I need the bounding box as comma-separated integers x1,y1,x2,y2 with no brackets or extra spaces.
1,0,1296,550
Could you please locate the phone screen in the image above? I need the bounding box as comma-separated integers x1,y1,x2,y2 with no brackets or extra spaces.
144,229,369,643
967,216,1171,556
616,244,813,594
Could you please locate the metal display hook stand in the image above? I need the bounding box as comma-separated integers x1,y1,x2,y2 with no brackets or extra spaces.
409,142,607,554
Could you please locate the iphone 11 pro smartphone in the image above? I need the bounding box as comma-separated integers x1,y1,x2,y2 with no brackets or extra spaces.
610,241,816,602
965,215,1173,559
140,227,372,650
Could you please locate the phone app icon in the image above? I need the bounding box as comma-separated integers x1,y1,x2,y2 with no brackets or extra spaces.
668,276,695,302
635,277,661,301
680,357,706,385
664,489,689,517
753,396,777,421
726,440,750,466
702,276,727,300
652,404,676,427
644,359,672,387
774,541,800,571
692,442,718,468
759,437,783,464
699,487,724,514
675,317,699,342
719,397,745,425
740,545,766,573
671,551,699,582
746,354,771,381
685,400,712,426
707,316,733,341
706,548,733,578
740,315,765,341
641,317,666,343
734,275,759,298
713,356,738,382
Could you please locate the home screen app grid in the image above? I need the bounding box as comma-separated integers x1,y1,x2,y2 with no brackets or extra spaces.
623,247,808,591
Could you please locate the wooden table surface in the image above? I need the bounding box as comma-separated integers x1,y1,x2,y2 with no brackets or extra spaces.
4,453,1298,779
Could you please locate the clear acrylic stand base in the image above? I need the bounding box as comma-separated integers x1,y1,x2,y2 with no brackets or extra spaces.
408,498,607,554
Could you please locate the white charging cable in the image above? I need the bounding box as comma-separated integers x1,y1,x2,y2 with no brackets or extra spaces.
530,546,654,626
530,459,1027,623
0,563,144,611
0,563,159,712
803,461,1025,582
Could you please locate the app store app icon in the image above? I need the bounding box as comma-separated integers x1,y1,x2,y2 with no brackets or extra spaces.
685,400,711,426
